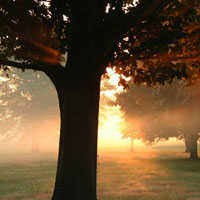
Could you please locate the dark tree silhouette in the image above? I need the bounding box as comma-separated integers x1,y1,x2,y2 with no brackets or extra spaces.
0,0,200,199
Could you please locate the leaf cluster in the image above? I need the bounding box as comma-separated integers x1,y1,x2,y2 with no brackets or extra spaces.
0,0,199,85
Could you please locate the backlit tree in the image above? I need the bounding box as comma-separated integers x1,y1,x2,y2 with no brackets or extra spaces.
0,0,200,199
0,68,59,153
115,80,200,159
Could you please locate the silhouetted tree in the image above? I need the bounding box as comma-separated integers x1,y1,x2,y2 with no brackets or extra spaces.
0,0,200,199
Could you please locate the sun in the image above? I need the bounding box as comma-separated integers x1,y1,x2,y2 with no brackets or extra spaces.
107,67,120,85
98,68,131,150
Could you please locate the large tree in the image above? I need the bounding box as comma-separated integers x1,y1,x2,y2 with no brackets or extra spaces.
115,80,200,159
174,82,200,159
0,0,200,199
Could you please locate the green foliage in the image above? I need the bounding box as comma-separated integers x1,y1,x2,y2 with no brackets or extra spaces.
0,155,56,200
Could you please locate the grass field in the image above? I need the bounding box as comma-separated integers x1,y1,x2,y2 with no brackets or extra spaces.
0,151,200,200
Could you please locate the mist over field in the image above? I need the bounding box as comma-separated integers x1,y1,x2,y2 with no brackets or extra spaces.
1,67,200,200
0,70,198,154
1,68,199,156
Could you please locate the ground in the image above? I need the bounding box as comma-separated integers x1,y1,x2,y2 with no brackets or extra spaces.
0,151,200,200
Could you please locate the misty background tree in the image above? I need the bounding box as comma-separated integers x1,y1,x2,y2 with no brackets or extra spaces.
0,68,59,153
0,0,200,199
115,80,200,159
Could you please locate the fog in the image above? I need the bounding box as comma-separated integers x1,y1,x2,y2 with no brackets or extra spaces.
0,68,199,159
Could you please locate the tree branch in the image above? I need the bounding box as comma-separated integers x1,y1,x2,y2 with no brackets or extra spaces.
123,0,163,32
103,0,163,62
0,58,64,73
136,54,200,62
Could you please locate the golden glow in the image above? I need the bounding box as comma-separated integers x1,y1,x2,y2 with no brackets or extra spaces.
99,68,182,151
0,76,9,82
100,68,126,100
107,68,120,86
31,40,61,64
99,68,133,150
99,106,123,140
0,68,186,154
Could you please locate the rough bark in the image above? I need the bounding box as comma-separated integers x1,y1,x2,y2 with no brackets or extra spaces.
189,133,198,160
50,68,101,200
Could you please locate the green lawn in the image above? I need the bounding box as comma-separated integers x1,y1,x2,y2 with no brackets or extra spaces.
0,152,200,200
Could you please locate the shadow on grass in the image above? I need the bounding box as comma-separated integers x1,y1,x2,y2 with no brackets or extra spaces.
98,152,200,200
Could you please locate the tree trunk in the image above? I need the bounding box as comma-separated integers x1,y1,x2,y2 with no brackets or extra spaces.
189,133,198,160
184,137,191,153
51,71,101,200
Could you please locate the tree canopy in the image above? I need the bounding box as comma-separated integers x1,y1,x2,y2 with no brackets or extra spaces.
0,0,199,80
114,80,200,158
